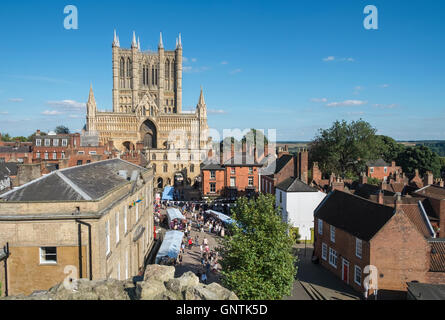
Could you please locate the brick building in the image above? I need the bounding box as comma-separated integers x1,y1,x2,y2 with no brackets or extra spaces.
414,185,445,238
0,140,32,165
366,159,401,181
314,190,445,298
0,159,154,296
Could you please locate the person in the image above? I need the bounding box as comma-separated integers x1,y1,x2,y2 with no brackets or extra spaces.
206,261,211,273
188,238,193,249
220,227,225,237
181,242,185,253
203,238,208,246
178,254,183,266
201,272,207,284
195,234,199,246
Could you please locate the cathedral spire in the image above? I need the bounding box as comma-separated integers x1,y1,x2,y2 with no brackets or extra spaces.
131,31,137,48
159,32,164,49
87,84,97,116
198,86,206,106
137,37,141,51
197,87,207,119
178,33,182,49
113,29,120,47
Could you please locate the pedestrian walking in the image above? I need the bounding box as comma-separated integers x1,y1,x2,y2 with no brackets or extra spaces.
201,272,207,284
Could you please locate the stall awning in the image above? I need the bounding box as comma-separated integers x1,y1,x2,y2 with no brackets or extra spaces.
162,186,174,201
205,209,235,225
155,230,184,263
167,208,185,225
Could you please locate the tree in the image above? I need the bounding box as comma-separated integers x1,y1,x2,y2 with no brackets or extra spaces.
375,135,405,163
218,194,296,300
396,145,442,177
55,126,70,134
0,133,12,142
241,128,269,145
309,120,381,177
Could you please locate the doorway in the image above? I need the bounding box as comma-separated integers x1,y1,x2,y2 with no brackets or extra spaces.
342,258,350,284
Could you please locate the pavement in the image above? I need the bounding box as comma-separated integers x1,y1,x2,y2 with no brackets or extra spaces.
285,244,361,300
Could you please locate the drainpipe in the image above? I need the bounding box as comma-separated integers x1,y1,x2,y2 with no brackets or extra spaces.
76,220,93,280
3,243,10,297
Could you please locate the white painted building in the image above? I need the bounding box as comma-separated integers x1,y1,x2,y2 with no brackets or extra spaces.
276,177,327,241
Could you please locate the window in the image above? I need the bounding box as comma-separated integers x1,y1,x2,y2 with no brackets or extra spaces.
44,139,50,147
210,171,216,179
44,152,49,160
384,167,388,173
354,266,362,286
124,207,128,234
86,160,91,164
77,160,83,166
190,164,194,173
248,177,254,187
78,151,85,155
321,243,327,260
249,167,253,175
152,154,156,160
210,183,216,193
230,177,236,187
40,247,57,264
62,139,68,147
356,238,362,259
36,139,42,146
105,221,110,255
36,152,40,159
53,139,59,147
61,152,65,159
115,211,120,244
330,225,336,243
176,152,181,160
329,248,337,268
89,151,97,155
163,153,167,160
163,164,168,173
231,168,235,175
370,167,374,173
52,152,57,160
318,219,323,235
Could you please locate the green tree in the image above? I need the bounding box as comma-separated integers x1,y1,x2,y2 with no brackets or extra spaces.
218,194,296,300
0,133,12,142
55,126,70,134
241,128,269,145
396,145,442,177
309,120,381,177
376,135,405,163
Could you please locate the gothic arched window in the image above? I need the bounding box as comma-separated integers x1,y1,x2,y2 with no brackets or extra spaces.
163,154,167,160
152,154,156,160
127,58,132,78
190,164,194,173
163,164,168,173
120,58,125,78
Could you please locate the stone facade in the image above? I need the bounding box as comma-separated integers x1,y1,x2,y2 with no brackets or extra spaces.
86,32,211,189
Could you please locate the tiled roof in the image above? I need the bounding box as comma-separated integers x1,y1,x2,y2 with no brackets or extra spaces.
202,163,224,170
400,204,434,238
415,185,445,200
366,159,390,167
276,177,318,193
429,240,445,272
223,152,262,166
0,146,31,153
0,159,148,202
407,282,445,300
314,190,395,241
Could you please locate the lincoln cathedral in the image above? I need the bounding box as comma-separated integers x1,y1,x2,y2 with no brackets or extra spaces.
85,31,211,188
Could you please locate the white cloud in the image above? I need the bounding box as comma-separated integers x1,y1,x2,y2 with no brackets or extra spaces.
208,109,227,115
191,58,197,63
311,98,328,103
0,111,8,115
373,103,398,109
41,110,63,115
346,111,365,116
46,100,85,110
380,84,390,88
221,61,229,65
183,66,209,74
322,56,354,62
229,68,242,75
327,100,368,107
8,98,23,102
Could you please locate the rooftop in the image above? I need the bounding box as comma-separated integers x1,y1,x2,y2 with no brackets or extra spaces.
407,282,445,300
366,159,390,167
415,185,445,200
0,158,148,202
429,240,445,272
276,177,318,193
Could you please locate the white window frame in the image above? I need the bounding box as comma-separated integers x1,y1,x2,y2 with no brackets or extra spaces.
44,152,49,160
44,139,51,147
89,151,97,155
248,177,254,187
62,139,68,147
330,225,336,243
210,170,216,179
356,238,362,259
329,248,337,268
354,265,362,286
115,211,120,244
210,183,216,193
318,219,323,235
39,247,57,265
230,177,236,187
370,167,374,173
52,152,57,160
321,243,327,260
36,152,40,159
78,151,85,155
36,139,42,146
53,139,59,147
105,220,110,256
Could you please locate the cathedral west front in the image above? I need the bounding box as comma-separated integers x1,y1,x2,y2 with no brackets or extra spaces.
85,31,211,189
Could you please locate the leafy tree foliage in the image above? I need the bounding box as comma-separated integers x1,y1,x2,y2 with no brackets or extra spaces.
241,128,269,145
55,126,70,134
309,120,381,177
218,194,296,300
376,135,405,163
396,145,442,177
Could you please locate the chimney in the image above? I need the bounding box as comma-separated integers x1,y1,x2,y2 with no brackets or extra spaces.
331,181,344,192
440,179,444,188
394,192,402,210
36,129,41,136
424,171,434,186
359,172,368,184
312,162,322,183
378,190,384,205
297,148,308,184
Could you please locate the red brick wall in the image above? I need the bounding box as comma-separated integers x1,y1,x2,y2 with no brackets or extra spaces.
314,218,371,293
202,169,225,196
367,165,400,180
225,166,259,192
261,157,295,195
370,212,430,292
425,272,445,284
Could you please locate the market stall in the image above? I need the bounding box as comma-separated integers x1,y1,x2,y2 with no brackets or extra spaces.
155,230,184,264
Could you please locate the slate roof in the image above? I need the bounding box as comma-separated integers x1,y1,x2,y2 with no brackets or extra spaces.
407,282,445,300
0,158,148,202
223,152,262,167
202,163,224,170
0,145,31,153
276,177,318,193
314,190,395,241
429,240,445,272
366,159,390,167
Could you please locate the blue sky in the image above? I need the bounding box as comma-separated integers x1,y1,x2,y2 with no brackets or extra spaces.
0,0,444,141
